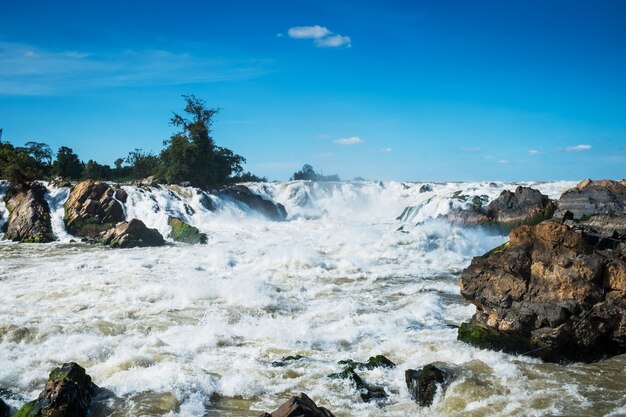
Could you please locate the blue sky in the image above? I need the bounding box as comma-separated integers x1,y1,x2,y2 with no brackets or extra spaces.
1,0,625,181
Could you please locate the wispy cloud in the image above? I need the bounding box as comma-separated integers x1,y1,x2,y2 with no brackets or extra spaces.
0,42,270,95
381,147,392,153
334,136,363,145
286,25,351,48
528,149,541,155
498,159,508,164
565,144,592,152
459,146,481,152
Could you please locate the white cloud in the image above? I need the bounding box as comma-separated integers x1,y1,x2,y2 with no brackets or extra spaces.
0,42,270,95
381,147,392,152
333,136,363,145
286,26,351,48
565,144,592,152
498,159,508,164
528,149,541,155
287,25,331,39
315,34,351,48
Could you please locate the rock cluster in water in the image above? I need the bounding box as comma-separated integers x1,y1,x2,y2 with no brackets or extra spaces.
259,393,335,417
444,185,557,231
459,179,626,362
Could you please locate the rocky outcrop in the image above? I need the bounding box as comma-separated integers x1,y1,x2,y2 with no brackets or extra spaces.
13,362,96,417
100,219,164,248
459,220,626,362
445,186,556,232
405,364,451,407
167,216,207,244
259,393,335,417
64,180,125,238
3,183,54,243
328,355,394,402
555,179,626,220
218,185,287,221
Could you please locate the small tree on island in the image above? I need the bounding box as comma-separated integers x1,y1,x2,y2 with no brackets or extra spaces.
159,95,245,188
291,164,340,182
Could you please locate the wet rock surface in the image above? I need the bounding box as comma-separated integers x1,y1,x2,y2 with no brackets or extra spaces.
218,185,287,221
13,362,96,417
64,180,126,238
259,393,335,417
555,179,626,220
328,355,394,402
167,216,207,244
405,363,452,407
0,398,9,417
2,183,53,243
459,219,626,362
445,186,556,231
100,218,165,248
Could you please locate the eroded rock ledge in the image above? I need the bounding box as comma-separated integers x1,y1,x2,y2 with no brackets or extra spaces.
459,219,626,362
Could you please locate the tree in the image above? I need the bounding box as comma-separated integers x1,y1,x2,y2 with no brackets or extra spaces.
53,146,83,180
126,149,160,179
291,164,340,182
159,95,246,188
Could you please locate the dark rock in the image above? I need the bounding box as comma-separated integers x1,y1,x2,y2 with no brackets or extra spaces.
405,364,450,407
3,183,54,243
198,192,214,211
259,393,335,417
555,179,626,220
459,220,626,362
0,398,10,417
64,180,125,238
133,176,161,187
271,355,306,367
100,219,165,248
419,184,433,193
50,177,72,188
328,355,393,402
443,186,556,232
218,185,287,221
114,188,127,204
167,216,207,244
12,362,96,417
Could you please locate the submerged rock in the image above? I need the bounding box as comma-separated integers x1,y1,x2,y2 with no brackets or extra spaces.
555,179,626,220
259,393,335,417
3,183,54,243
13,362,96,417
405,364,451,407
100,219,165,248
459,220,626,362
0,398,10,417
64,180,125,238
419,184,433,193
218,185,287,221
444,186,556,232
167,216,207,244
329,355,394,402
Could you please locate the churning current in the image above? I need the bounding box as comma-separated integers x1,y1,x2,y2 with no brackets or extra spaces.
1,180,625,417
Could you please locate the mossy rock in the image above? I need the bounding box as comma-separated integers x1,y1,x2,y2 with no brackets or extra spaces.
405,364,449,407
482,241,509,258
12,400,41,417
458,321,539,355
271,354,306,367
167,216,207,244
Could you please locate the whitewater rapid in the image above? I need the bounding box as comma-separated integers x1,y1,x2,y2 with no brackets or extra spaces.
1,180,625,417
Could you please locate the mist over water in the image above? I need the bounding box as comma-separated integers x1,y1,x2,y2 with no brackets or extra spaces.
1,180,625,416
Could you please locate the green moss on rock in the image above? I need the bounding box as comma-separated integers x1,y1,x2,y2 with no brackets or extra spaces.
167,216,207,244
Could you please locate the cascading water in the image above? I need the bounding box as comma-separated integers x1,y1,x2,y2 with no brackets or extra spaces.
2,180,624,417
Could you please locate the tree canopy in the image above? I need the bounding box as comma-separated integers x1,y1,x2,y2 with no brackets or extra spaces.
291,164,340,182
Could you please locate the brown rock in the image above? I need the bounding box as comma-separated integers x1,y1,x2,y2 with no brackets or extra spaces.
259,393,335,417
3,183,53,243
459,220,626,362
555,179,626,220
64,180,125,238
99,218,164,248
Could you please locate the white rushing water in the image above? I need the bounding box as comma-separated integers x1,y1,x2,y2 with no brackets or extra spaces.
1,180,625,417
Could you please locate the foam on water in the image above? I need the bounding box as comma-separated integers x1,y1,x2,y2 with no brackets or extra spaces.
2,180,625,416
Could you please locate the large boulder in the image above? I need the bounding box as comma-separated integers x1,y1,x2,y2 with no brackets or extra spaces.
259,393,335,417
459,220,626,362
554,179,626,220
0,398,10,417
64,180,125,238
444,186,556,232
3,183,54,243
167,216,207,244
13,362,96,417
218,185,287,221
100,219,165,248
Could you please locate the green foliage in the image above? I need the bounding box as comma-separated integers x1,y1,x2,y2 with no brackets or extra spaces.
0,140,45,184
291,164,340,181
53,146,83,180
126,149,160,179
159,95,246,188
